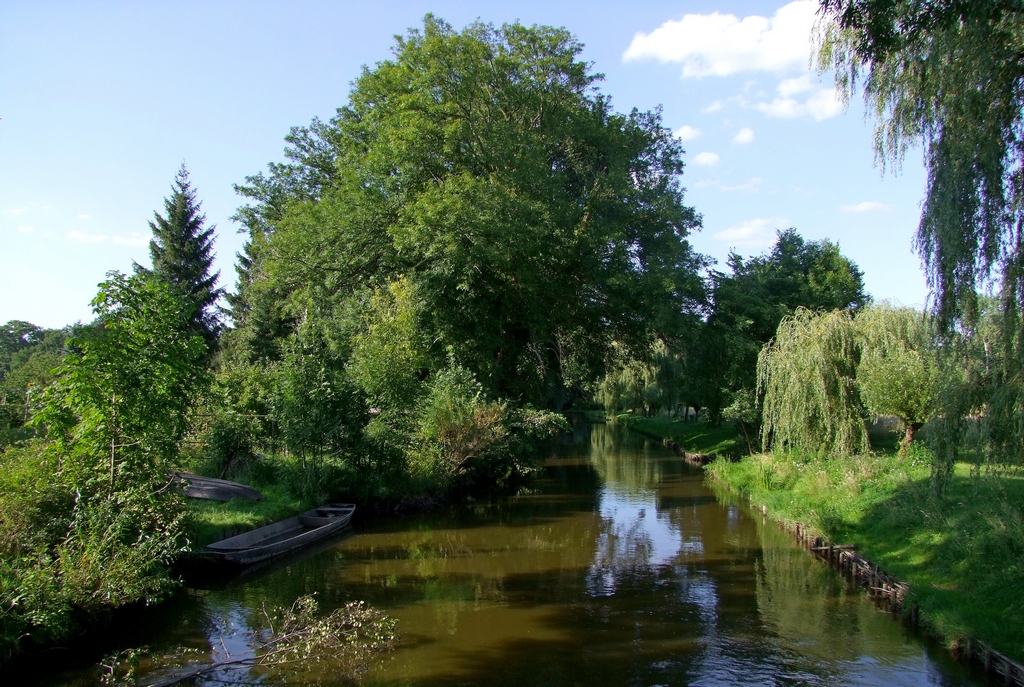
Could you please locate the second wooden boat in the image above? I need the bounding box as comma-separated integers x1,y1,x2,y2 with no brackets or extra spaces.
204,503,355,565
176,473,264,502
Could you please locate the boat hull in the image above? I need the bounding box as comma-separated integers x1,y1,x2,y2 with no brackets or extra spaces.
177,473,264,502
204,503,355,565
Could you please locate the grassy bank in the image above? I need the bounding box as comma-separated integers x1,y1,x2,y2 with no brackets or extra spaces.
609,412,745,458
188,481,314,547
707,449,1024,662
183,452,348,547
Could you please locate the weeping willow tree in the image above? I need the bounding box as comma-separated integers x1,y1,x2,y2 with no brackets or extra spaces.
816,1,1024,476
759,304,943,461
596,339,683,416
758,308,867,456
855,303,941,453
817,0,1024,332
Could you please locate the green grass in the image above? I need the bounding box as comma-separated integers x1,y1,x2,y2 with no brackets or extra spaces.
184,445,367,546
610,413,746,457
707,446,1024,662
187,478,316,547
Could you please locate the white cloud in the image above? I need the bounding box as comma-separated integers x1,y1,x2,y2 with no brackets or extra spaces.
778,74,814,97
693,151,720,167
67,230,107,243
702,100,724,114
623,1,817,77
17,225,35,233
712,217,785,249
805,88,844,120
755,97,803,118
674,125,702,141
77,213,93,221
113,232,148,246
841,201,890,213
10,207,27,216
733,127,755,144
67,229,147,246
755,87,842,121
720,177,763,193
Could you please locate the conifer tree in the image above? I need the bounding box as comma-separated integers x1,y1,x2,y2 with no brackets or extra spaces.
141,163,222,350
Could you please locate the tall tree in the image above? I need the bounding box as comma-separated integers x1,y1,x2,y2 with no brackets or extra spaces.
856,303,941,452
232,16,706,407
141,164,222,350
700,228,868,420
226,120,340,361
1,273,205,652
757,303,942,458
818,0,1023,330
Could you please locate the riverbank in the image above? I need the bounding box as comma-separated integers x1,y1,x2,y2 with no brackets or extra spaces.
707,450,1024,665
188,482,315,546
600,413,1024,666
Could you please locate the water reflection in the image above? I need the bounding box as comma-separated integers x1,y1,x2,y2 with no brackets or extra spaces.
195,600,257,686
586,427,700,598
352,424,983,687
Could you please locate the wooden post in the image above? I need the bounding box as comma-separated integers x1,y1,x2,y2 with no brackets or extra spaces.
985,650,994,673
1004,660,1013,687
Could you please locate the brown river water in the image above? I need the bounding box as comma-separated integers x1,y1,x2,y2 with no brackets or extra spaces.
22,421,992,686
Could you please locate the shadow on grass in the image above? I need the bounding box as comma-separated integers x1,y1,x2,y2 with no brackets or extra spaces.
850,470,1024,661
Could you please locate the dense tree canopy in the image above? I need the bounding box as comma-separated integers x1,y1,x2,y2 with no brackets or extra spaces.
1,274,204,655
758,303,943,458
856,303,940,450
0,320,43,375
230,16,705,407
758,307,866,456
0,323,77,446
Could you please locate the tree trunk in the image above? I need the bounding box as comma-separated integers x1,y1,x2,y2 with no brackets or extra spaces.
901,422,924,453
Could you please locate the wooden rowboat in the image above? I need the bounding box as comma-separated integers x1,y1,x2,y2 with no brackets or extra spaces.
204,503,355,565
176,473,264,502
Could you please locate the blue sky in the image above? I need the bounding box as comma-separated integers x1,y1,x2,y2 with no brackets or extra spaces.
1,1,929,329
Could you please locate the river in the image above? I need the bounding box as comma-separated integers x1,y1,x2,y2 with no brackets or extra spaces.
25,422,989,686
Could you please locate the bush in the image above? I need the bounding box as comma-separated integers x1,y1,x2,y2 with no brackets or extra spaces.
412,366,567,494
0,274,202,660
0,441,187,661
